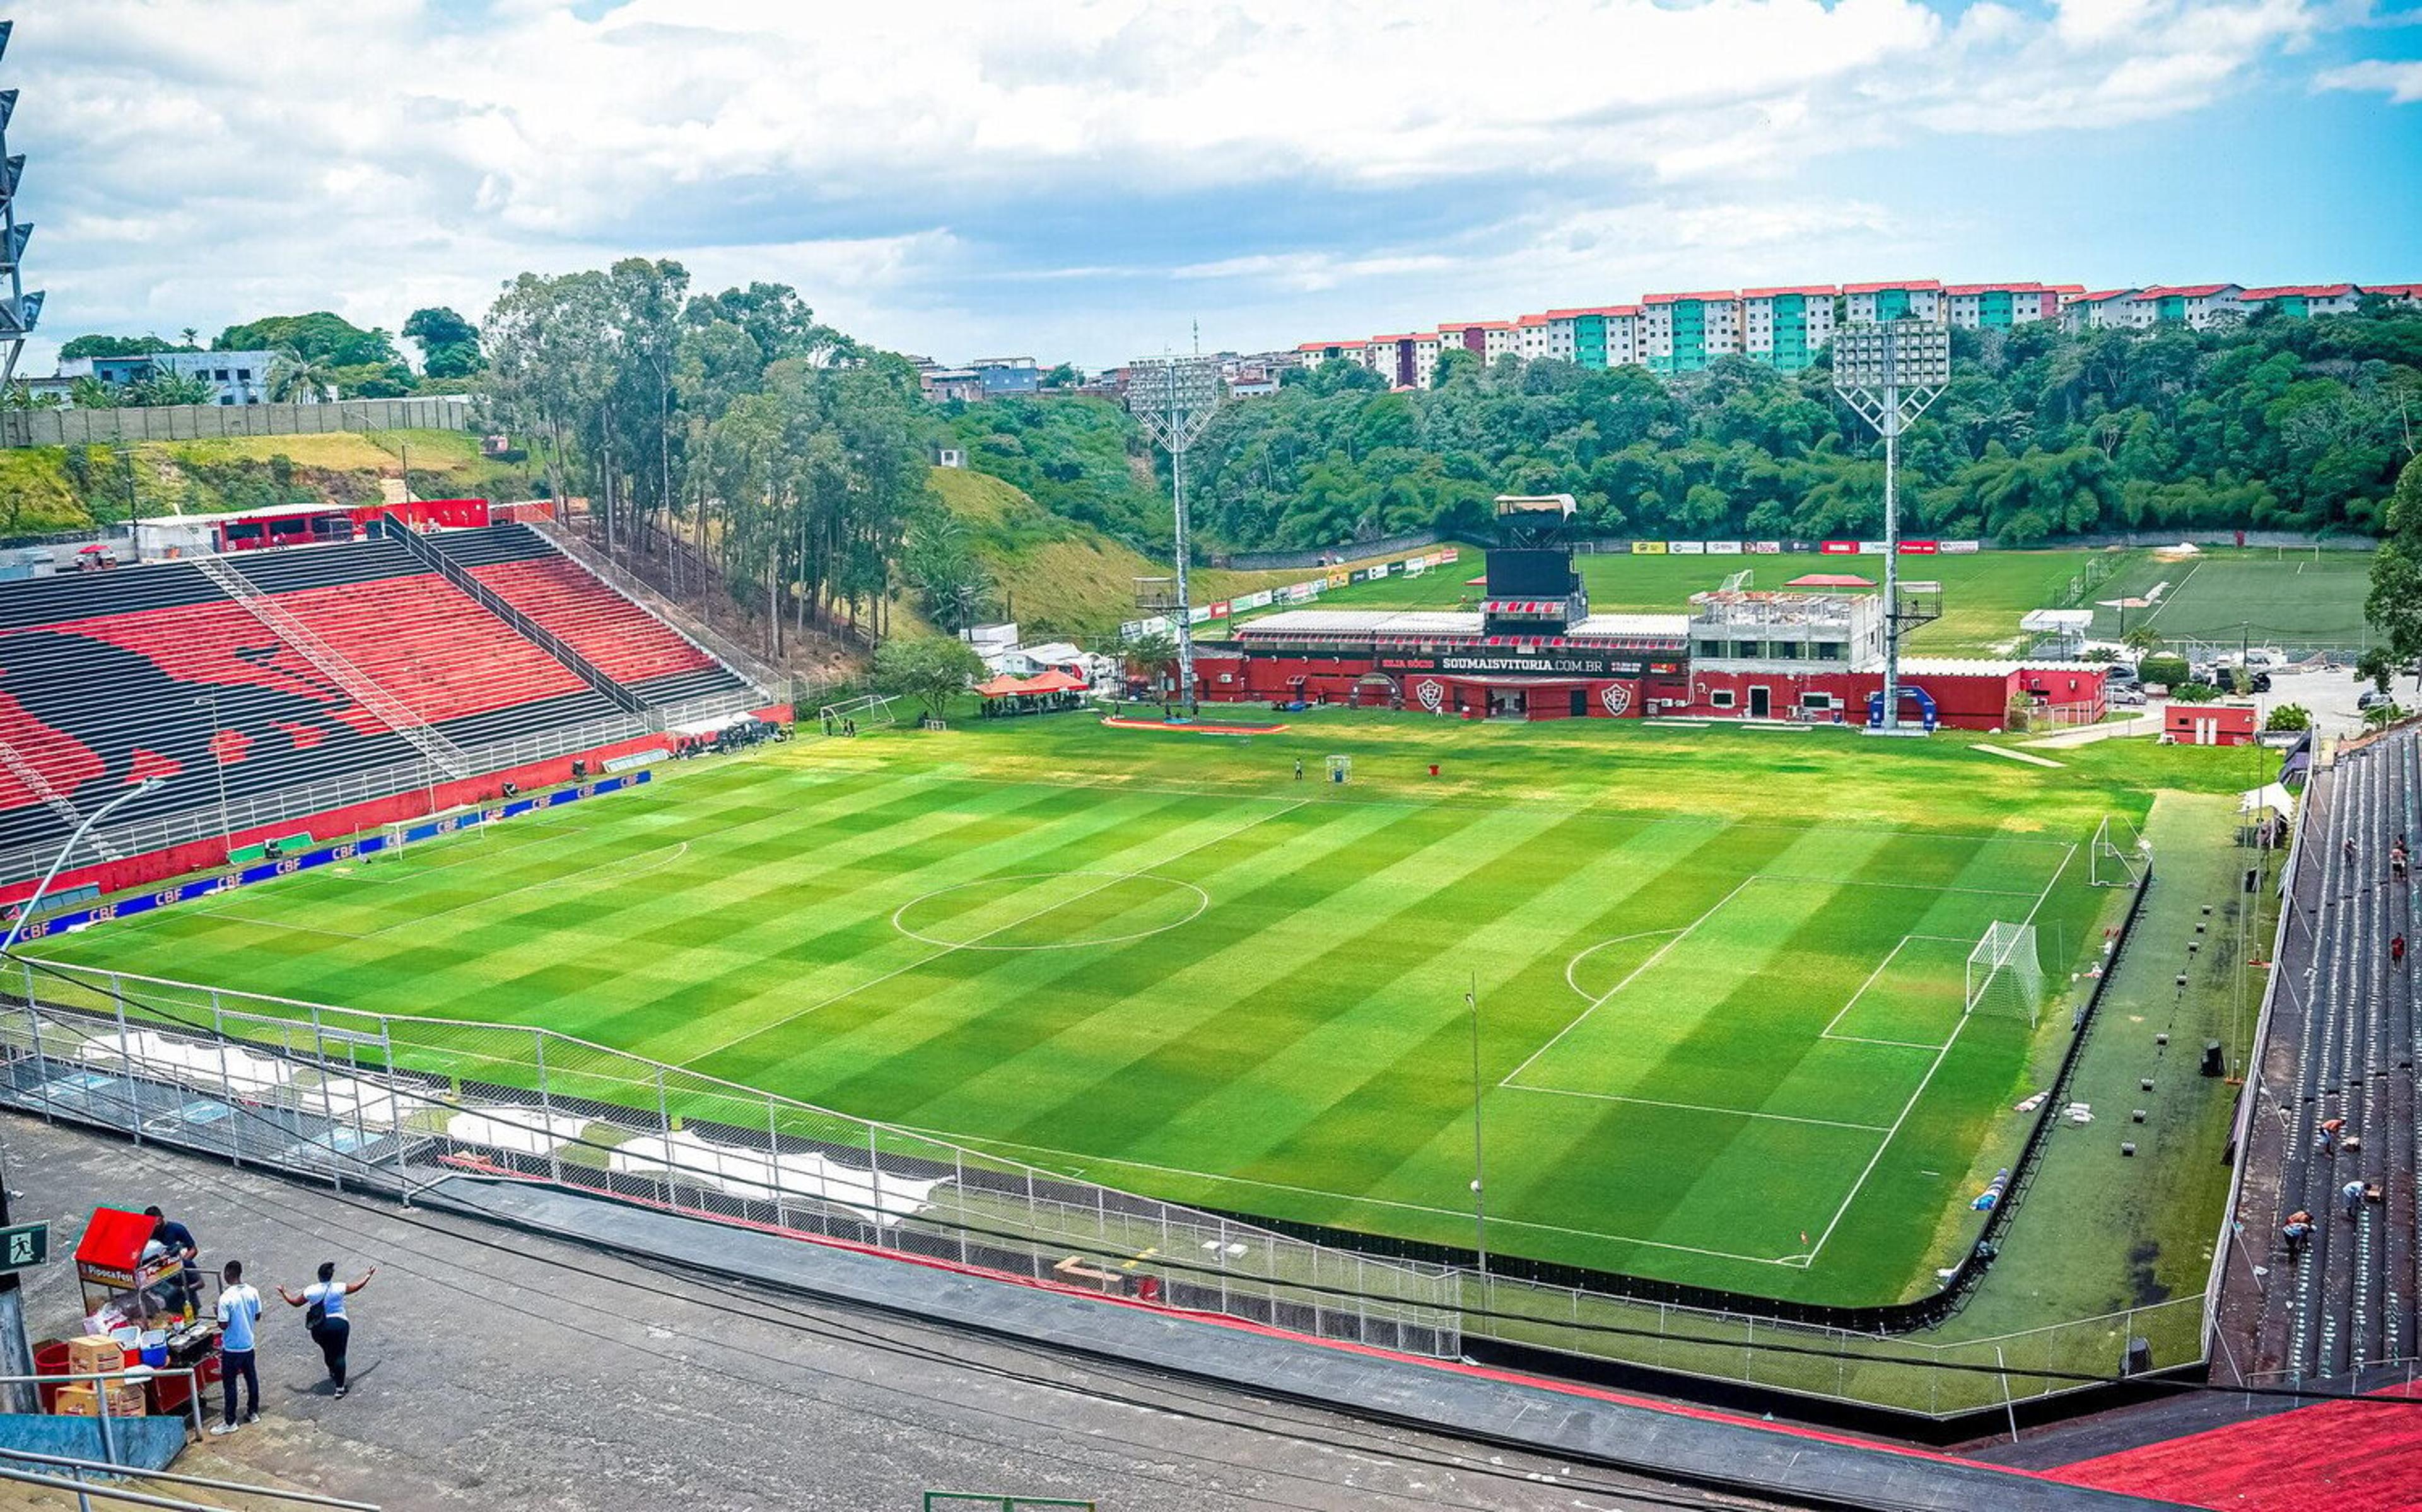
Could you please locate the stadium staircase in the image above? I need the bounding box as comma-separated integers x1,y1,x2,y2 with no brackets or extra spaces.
0,528,776,890
2232,723,2419,1387
192,547,475,781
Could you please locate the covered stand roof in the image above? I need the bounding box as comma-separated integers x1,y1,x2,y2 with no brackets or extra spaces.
975,670,1085,699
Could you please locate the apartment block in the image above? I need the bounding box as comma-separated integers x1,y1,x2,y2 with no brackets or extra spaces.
1642,292,1742,374
1842,281,1943,324
2238,284,2362,318
1738,286,1836,371
2137,284,2245,329
1941,283,2066,329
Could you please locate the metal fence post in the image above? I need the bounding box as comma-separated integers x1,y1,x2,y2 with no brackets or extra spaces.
24,999,51,1125
383,1020,411,1205
110,975,141,1149
532,1030,563,1187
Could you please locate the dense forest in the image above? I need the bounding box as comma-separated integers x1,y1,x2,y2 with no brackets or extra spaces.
949,308,2422,555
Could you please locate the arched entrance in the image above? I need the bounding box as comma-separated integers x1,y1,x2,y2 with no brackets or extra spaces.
1352,672,1398,709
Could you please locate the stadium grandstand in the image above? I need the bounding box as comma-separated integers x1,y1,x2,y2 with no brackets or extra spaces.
0,506,783,907
2219,720,2419,1390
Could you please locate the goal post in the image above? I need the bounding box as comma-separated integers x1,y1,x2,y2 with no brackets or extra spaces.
2090,815,2150,888
371,820,413,861
815,692,898,735
1966,921,2044,1027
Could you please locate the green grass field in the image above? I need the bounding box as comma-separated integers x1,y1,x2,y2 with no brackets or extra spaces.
37,712,2242,1308
2083,546,2377,651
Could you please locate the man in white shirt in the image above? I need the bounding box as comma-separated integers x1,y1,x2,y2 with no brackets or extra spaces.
211,1260,262,1434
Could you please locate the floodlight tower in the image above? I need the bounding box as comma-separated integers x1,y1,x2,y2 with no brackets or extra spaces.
1832,321,1949,735
0,23,38,388
1125,355,1224,716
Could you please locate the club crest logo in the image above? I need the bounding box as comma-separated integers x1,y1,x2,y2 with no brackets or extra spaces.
1414,678,1447,713
1600,682,1634,716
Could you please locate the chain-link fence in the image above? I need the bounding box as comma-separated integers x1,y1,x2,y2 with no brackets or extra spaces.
0,962,1460,1360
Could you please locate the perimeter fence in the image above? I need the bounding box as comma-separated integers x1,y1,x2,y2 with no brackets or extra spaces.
0,945,2213,1419
0,961,1460,1361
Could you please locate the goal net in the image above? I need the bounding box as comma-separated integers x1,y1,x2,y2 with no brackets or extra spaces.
815,692,898,735
1966,921,2044,1026
371,820,413,862
2090,815,2150,887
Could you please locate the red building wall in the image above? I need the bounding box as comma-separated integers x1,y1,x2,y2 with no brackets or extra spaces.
2165,704,2259,746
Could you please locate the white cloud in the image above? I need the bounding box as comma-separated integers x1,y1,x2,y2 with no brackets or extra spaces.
0,0,2364,367
2315,58,2422,102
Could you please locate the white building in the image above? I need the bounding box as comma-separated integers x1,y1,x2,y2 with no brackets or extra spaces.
1736,286,1836,371
1640,292,1741,373
1841,281,1942,324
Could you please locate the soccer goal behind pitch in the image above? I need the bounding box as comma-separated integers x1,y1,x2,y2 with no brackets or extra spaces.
1967,921,2044,1026
2090,815,2150,887
816,692,898,735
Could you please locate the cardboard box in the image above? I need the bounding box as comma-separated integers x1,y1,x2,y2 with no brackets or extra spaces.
54,1382,146,1417
65,1335,125,1375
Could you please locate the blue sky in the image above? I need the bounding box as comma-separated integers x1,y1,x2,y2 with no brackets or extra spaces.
10,0,2421,372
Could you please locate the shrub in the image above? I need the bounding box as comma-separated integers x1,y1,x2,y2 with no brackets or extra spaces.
2170,681,2221,704
2264,704,2311,732
2139,653,2191,688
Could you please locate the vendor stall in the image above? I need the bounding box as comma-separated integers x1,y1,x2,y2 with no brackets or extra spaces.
58,1206,219,1417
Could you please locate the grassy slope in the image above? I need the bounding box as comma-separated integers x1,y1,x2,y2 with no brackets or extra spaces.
35,709,2249,1313
0,429,541,539
927,467,1400,640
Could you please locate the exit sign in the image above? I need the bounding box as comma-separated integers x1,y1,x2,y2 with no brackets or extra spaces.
0,1222,49,1272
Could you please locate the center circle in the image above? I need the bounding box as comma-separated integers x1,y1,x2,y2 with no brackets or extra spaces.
892,871,1209,951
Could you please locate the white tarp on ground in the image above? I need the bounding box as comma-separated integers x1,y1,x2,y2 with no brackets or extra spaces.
445,1107,595,1158
2240,782,2299,818
312,1075,438,1132
608,1128,945,1225
81,1030,293,1098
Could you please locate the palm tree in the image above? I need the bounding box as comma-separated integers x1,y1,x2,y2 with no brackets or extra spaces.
178,327,199,351
268,350,337,404
2121,624,2164,658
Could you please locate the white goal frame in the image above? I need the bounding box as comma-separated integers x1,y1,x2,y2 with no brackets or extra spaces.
1966,921,2044,1027
2090,815,2149,888
816,692,898,735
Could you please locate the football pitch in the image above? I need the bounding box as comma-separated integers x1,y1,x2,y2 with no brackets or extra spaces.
2084,546,2376,649
37,715,2165,1306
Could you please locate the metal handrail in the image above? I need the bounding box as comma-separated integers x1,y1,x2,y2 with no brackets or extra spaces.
0,1462,221,1511
0,1366,206,1453
0,1445,380,1511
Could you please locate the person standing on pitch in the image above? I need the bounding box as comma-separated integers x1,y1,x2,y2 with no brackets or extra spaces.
1294,758,1304,781
212,1260,262,1433
279,1261,375,1398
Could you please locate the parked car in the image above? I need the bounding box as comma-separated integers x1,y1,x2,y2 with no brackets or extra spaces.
2358,689,2397,711
2104,663,2141,687
2108,685,2148,707
2242,648,2286,670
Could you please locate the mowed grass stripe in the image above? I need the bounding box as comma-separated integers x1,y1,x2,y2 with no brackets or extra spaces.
647,791,1289,1067
742,800,1488,1121
1131,812,1754,1191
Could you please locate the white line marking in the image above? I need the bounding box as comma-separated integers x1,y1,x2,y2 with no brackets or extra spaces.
1822,937,1917,1040
1972,743,2065,770
682,801,1306,1066
1803,1015,1970,1265
1497,1085,1893,1132
1562,929,1684,1001
1500,876,1756,1088
1752,874,2043,898
891,872,1209,951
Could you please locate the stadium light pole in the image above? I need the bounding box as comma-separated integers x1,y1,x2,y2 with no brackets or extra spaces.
1832,321,1950,735
1125,356,1224,718
0,776,163,958
0,23,44,392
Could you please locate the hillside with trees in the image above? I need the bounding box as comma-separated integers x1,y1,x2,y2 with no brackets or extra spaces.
943,308,2421,557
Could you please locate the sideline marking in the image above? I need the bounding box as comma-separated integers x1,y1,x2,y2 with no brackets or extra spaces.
1497,1086,1892,1133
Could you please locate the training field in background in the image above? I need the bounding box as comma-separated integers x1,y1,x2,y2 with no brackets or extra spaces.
37,717,2142,1306
2085,546,2376,650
